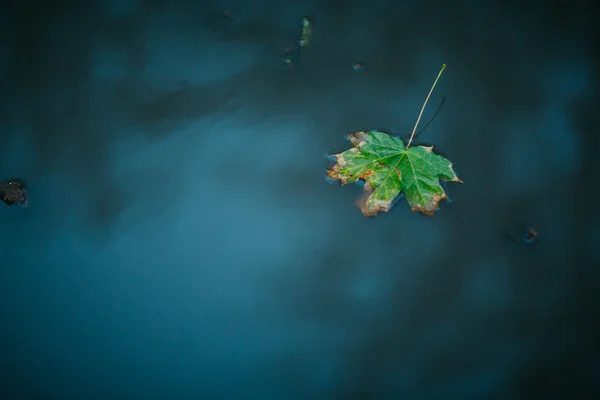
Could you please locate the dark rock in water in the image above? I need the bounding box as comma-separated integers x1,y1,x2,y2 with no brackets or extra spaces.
0,179,28,207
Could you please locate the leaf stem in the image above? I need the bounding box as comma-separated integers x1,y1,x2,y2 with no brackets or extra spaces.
406,64,447,148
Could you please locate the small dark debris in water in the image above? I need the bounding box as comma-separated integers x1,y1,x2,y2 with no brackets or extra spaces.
504,223,539,245
280,40,301,67
282,54,293,66
352,62,365,71
281,45,297,67
0,179,28,207
522,227,539,244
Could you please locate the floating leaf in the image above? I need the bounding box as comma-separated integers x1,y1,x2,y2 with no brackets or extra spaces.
327,131,461,216
326,64,462,217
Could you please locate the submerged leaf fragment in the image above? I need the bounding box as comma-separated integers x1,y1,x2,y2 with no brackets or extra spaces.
327,131,461,217
298,14,313,47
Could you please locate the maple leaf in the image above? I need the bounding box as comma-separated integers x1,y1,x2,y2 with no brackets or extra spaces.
327,130,461,216
326,64,462,217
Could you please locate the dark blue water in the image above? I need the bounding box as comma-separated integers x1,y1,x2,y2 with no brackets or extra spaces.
1,0,598,398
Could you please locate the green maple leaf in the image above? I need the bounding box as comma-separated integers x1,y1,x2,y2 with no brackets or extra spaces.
326,64,463,217
327,130,461,216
